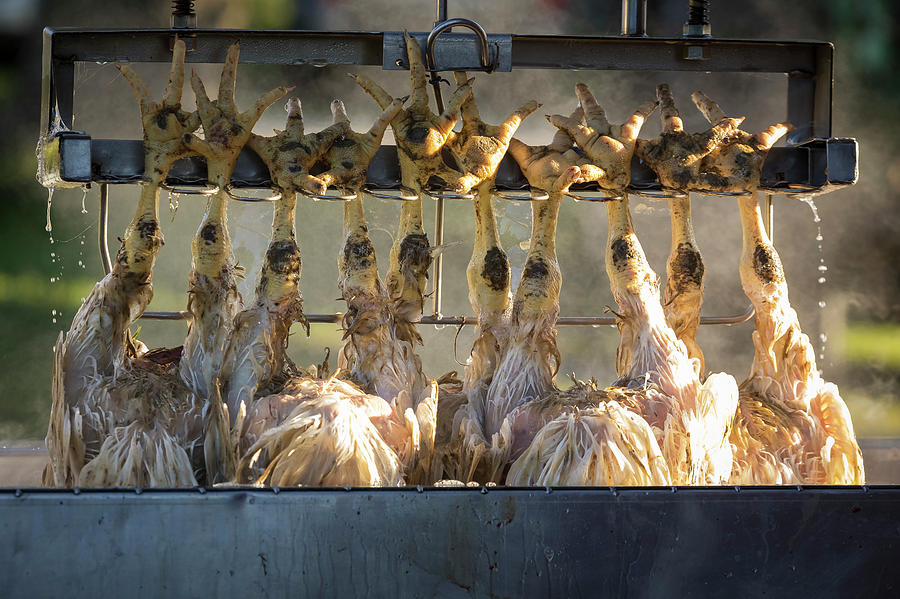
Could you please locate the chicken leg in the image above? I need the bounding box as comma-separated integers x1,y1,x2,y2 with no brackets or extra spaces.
45,40,203,487
730,194,864,484
178,43,290,402
351,31,473,331
663,196,705,376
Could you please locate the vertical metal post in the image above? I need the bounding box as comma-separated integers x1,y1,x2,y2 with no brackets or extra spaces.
430,0,449,319
621,0,647,36
435,0,448,25
98,184,112,276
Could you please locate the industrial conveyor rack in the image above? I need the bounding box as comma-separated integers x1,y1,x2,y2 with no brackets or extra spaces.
37,2,858,326
22,3,893,597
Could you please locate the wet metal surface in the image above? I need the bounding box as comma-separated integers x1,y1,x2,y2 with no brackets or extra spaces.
1,486,898,597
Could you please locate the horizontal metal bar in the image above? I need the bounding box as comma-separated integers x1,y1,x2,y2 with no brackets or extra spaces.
45,28,831,75
2,487,898,597
138,311,753,327
46,136,857,196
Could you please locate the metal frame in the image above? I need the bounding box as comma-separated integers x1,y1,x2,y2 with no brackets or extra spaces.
40,25,853,325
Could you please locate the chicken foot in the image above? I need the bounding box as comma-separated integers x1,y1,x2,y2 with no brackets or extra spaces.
547,83,656,191
636,84,790,193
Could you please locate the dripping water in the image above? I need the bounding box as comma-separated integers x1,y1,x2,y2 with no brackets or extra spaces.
45,187,54,232
798,197,829,366
80,185,89,214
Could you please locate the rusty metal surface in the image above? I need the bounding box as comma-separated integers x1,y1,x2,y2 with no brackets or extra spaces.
0,486,898,597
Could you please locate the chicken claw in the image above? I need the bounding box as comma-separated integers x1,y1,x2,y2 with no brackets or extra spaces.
186,43,291,190
350,32,471,191
116,38,200,185
690,90,792,192
448,71,540,193
547,83,656,190
248,97,348,196
316,96,406,192
636,84,790,193
507,107,599,194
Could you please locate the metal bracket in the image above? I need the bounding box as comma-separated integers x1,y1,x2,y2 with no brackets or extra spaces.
382,31,511,72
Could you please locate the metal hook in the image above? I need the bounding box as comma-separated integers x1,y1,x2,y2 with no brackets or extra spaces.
362,184,419,201
425,186,476,200
765,183,823,195
628,186,688,199
224,184,282,202
159,181,219,195
565,189,625,202
425,18,494,76
695,189,754,197
491,187,550,201
298,187,357,201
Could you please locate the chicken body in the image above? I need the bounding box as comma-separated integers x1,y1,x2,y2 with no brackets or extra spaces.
235,99,436,486
730,194,864,484
44,41,204,487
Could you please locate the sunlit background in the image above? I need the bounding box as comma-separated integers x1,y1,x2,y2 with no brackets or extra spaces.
1,0,899,479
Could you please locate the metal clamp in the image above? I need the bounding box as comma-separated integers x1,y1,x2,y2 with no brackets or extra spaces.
159,181,219,196
298,187,357,201
426,18,495,74
628,186,688,199
362,184,419,201
492,187,550,201
565,189,625,202
425,187,476,200
224,184,281,202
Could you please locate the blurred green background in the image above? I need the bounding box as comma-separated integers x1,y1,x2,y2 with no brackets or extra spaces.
1,0,899,441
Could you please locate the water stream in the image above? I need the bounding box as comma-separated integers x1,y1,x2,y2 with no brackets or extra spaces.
798,197,829,365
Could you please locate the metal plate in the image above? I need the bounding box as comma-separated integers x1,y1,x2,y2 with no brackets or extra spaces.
383,31,512,72
0,486,898,597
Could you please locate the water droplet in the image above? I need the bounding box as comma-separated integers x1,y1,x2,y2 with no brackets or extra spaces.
49,277,55,283
77,260,84,268
45,188,54,232
815,233,823,241
817,265,828,272
818,300,826,308
52,318,57,323
818,277,826,284
819,333,828,343
51,309,56,316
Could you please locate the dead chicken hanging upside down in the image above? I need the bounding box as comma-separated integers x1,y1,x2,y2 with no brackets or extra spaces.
677,91,864,484
44,41,206,487
421,71,538,480
505,86,739,486
456,90,678,486
351,31,473,332
236,97,436,486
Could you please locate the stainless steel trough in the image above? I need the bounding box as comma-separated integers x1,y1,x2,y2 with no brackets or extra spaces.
1,486,898,597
